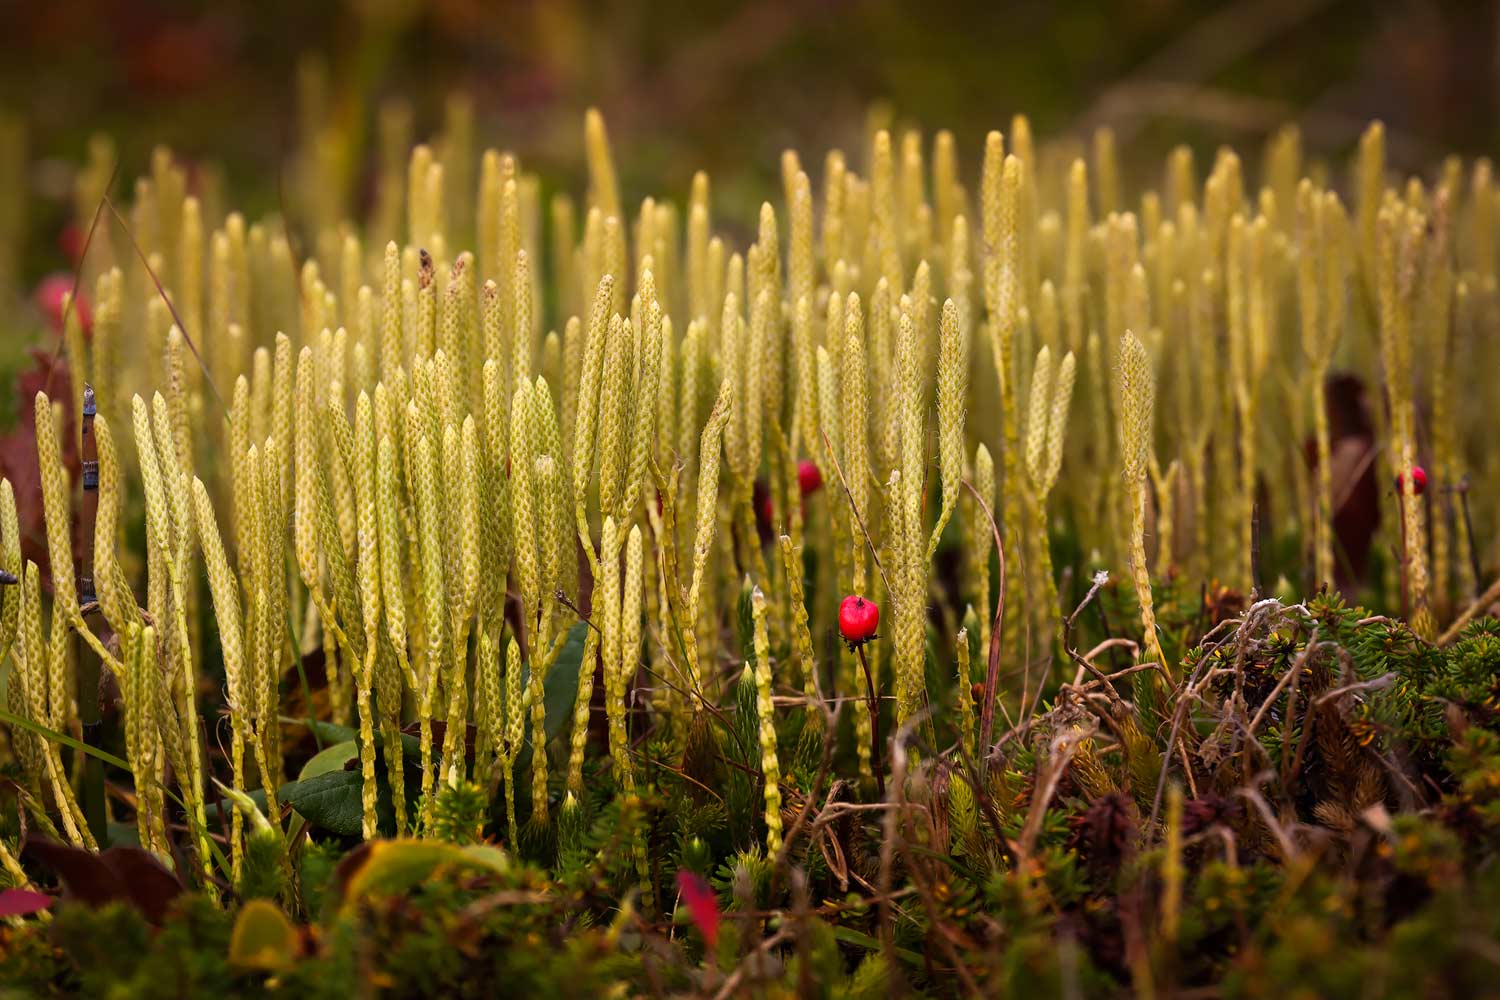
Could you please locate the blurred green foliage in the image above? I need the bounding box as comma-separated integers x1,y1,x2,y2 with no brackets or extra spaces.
3,0,1497,287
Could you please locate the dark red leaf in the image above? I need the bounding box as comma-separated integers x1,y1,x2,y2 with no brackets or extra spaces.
23,836,184,925
99,846,185,925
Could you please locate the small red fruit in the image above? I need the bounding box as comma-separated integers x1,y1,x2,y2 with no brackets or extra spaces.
34,273,91,334
58,224,85,265
754,478,774,526
676,870,720,951
1394,466,1427,496
797,460,823,496
839,594,880,646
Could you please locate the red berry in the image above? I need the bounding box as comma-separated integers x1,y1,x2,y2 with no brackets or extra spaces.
1394,466,1427,496
839,594,880,645
797,460,823,496
34,273,91,334
675,870,719,951
751,478,774,527
58,224,85,265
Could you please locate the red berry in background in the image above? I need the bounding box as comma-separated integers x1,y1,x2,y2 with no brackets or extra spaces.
58,224,85,266
752,477,774,528
675,870,719,951
839,594,880,646
797,460,823,496
34,273,91,335
1394,466,1427,496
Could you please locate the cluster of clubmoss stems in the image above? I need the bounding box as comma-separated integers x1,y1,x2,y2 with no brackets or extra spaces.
0,103,1495,896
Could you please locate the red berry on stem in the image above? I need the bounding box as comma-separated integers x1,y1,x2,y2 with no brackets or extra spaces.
797,459,823,496
839,594,880,645
1394,466,1427,496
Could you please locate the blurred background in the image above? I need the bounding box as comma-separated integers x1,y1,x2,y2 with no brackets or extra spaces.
2,0,1497,289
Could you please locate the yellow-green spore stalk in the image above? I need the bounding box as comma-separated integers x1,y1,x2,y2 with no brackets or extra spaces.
502,637,525,847
598,516,630,791
983,146,1027,668
1,482,30,745
749,586,783,856
192,472,254,870
410,429,449,821
130,392,209,872
778,534,818,703
376,434,415,693
955,626,976,758
1225,213,1273,593
620,524,654,908
1021,345,1076,652
1421,184,1458,616
1118,331,1167,674
1296,182,1349,590
120,624,167,857
34,395,82,726
350,392,384,836
892,309,928,728
92,420,167,854
1376,196,1433,637
565,625,602,799
16,562,92,850
440,418,484,785
683,379,733,696
526,610,553,829
472,626,502,792
929,299,969,561
618,522,645,766
964,444,996,654
570,275,614,579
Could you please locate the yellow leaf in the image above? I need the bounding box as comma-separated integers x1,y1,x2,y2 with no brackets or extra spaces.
228,899,298,972
339,838,510,912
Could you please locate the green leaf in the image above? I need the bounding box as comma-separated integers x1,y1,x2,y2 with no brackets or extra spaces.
281,770,364,837
300,740,358,781
285,717,420,758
